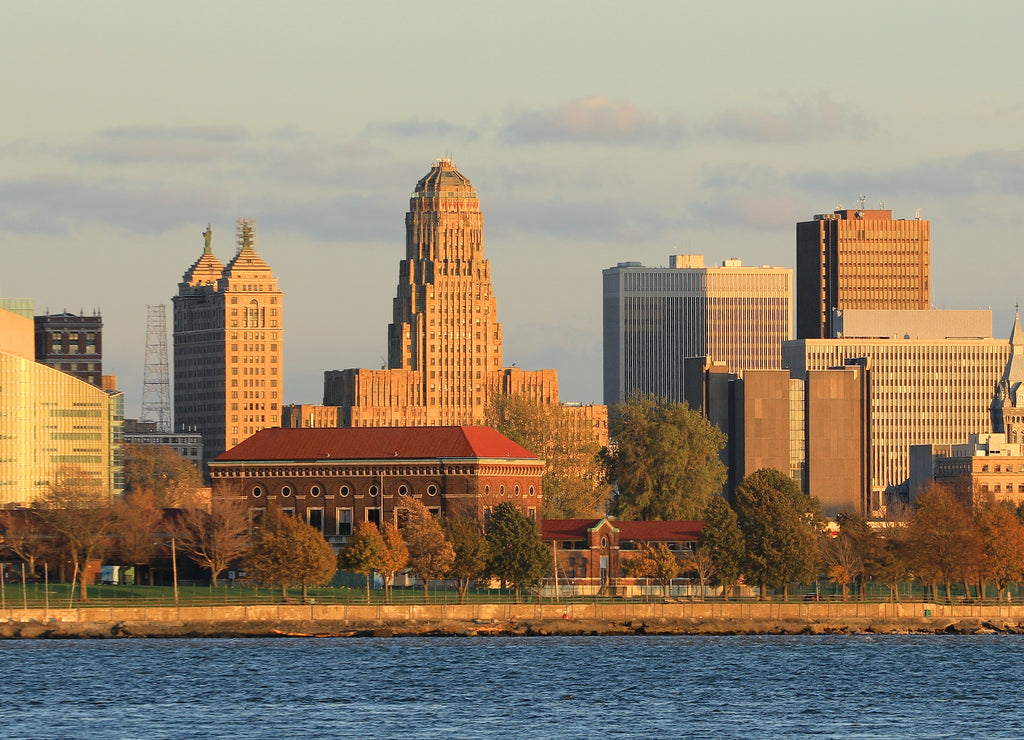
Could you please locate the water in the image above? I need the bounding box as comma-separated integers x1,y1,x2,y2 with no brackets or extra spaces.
0,634,1021,739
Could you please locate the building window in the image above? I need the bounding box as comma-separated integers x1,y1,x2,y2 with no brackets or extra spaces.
281,485,293,497
368,485,379,497
427,484,438,496
514,485,520,496
529,486,535,497
339,485,351,497
307,508,324,532
310,485,321,497
252,486,263,498
499,485,505,496
337,508,353,536
397,484,409,496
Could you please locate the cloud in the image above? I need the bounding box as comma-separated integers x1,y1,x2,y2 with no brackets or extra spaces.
501,96,686,145
792,148,1024,198
704,98,870,143
487,195,680,242
364,118,479,141
76,125,251,164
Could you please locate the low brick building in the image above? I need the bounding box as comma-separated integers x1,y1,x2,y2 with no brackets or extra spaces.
210,426,543,549
542,517,703,595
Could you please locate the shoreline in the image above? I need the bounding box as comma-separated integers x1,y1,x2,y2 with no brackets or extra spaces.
4,600,1024,638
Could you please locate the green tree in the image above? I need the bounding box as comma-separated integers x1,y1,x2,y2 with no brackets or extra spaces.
123,444,204,508
442,516,490,603
33,466,116,601
604,393,726,520
246,509,337,602
175,496,251,587
733,468,822,601
486,393,611,518
486,502,551,602
698,496,745,599
338,522,385,603
401,498,455,601
625,542,682,598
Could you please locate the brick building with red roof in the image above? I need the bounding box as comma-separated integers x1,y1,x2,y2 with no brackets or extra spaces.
209,426,543,549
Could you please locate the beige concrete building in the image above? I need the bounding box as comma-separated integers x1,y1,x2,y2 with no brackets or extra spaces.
0,304,123,505
173,220,283,465
324,159,605,437
603,255,792,405
784,336,1009,508
796,207,929,339
911,433,1024,509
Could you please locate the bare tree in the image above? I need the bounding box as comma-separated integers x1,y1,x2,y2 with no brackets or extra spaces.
682,546,716,600
112,489,164,582
0,509,52,579
33,466,116,601
175,497,251,586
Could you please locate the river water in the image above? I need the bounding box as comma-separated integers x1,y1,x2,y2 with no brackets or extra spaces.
0,634,1020,739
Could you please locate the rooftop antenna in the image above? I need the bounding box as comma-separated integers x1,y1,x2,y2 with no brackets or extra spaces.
140,304,172,433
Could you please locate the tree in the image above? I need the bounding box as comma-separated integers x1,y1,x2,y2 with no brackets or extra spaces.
824,533,863,601
974,501,1024,601
338,522,385,604
683,547,717,600
123,444,204,508
175,497,251,587
625,542,682,598
400,498,455,601
33,466,116,601
733,468,823,601
442,516,490,603
0,509,52,579
112,489,164,582
486,393,611,518
485,502,552,602
377,523,409,604
604,393,727,520
905,484,983,602
246,509,337,602
699,496,745,599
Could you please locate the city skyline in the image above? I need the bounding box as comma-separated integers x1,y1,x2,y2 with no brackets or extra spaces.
2,3,1022,417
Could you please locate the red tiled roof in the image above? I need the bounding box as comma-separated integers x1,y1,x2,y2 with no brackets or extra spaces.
541,519,600,540
212,426,539,463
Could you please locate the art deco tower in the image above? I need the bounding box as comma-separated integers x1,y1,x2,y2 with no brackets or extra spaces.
325,159,563,428
173,219,283,465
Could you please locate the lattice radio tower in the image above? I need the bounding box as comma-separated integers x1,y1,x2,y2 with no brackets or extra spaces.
140,304,172,432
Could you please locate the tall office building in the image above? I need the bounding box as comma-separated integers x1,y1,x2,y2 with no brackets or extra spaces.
796,206,929,339
0,304,123,504
173,220,283,465
603,255,792,405
34,311,103,386
323,159,607,437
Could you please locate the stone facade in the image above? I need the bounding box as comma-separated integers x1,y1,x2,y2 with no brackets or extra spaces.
172,220,283,465
34,311,103,387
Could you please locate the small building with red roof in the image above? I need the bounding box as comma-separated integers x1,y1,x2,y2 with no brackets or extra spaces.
209,426,543,548
542,517,703,596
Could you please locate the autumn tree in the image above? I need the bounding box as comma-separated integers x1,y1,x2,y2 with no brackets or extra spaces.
625,542,682,598
486,502,551,602
974,501,1024,601
733,468,823,601
33,466,116,601
123,444,204,508
683,547,716,600
486,393,611,518
400,498,455,601
338,522,385,603
442,516,490,603
378,523,409,604
604,393,726,520
112,489,164,581
0,509,51,579
905,484,983,602
175,497,251,587
246,509,337,602
699,496,745,599
824,532,863,601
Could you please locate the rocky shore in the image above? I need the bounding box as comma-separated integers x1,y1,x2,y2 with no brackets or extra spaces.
4,614,1024,639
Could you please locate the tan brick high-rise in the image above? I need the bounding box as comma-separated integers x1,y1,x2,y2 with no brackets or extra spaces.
325,159,587,431
796,207,929,339
173,219,283,465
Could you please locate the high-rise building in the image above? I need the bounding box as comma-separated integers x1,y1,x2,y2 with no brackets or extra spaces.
34,311,103,386
0,304,123,505
323,159,606,439
796,206,929,339
603,255,792,405
173,220,283,465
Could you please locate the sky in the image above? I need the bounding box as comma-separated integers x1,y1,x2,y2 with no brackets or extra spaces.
3,1,1024,418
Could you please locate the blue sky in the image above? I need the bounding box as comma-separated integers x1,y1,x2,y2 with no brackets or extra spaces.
3,2,1023,416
